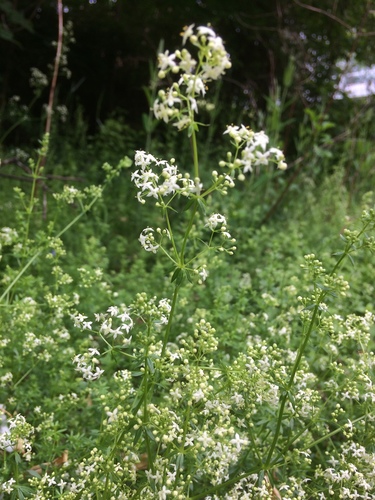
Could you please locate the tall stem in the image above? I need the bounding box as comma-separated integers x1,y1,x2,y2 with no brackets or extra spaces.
265,302,320,466
161,285,180,356
44,0,64,143
0,187,103,304
37,0,64,177
265,219,371,467
191,128,199,180
179,202,198,264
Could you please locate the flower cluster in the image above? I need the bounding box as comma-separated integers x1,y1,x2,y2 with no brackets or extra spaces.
132,150,200,204
206,213,227,231
220,124,287,176
0,412,34,458
73,305,134,344
206,213,237,254
315,441,375,498
131,292,171,329
153,24,231,130
72,307,134,380
138,226,171,254
29,67,49,91
0,227,19,246
72,348,104,381
0,477,17,495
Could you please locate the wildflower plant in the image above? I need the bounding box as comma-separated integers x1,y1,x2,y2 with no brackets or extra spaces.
1,23,375,500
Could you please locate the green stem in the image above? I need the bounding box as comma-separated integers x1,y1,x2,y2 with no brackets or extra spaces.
0,190,101,304
179,201,198,264
22,163,41,250
13,361,41,388
265,303,320,466
161,285,180,356
164,208,180,262
191,127,199,179
0,249,42,303
265,220,371,467
201,176,225,199
143,326,155,473
0,117,27,145
0,94,40,146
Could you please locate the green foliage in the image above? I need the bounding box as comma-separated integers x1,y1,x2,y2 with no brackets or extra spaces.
0,20,375,500
0,1,33,43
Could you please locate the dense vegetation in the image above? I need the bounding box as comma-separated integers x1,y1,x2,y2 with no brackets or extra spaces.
0,1,374,498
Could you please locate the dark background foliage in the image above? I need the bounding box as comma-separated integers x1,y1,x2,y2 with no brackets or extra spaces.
1,0,374,143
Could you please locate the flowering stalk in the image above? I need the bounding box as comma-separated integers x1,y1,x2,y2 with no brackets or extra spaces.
68,25,289,498
132,25,287,357
0,159,129,304
265,210,375,468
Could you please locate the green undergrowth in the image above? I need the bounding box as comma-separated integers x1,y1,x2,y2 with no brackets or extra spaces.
0,23,374,500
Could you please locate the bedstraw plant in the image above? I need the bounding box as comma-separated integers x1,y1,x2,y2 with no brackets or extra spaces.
1,24,375,499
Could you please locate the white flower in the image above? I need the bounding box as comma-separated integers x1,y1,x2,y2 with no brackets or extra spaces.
153,99,173,123
269,147,284,160
197,25,216,38
222,125,287,174
198,430,213,447
230,433,249,452
199,267,209,282
206,213,227,231
100,318,112,335
0,477,16,494
117,311,134,332
134,150,156,168
231,392,245,407
139,227,160,253
153,24,231,130
158,485,171,500
224,124,253,143
254,150,270,166
158,298,171,314
107,306,119,316
173,115,191,130
72,313,88,327
73,352,104,381
253,131,269,150
178,49,196,72
181,24,195,45
184,75,206,96
87,348,100,357
165,87,181,107
106,408,119,423
192,388,206,401
158,50,177,71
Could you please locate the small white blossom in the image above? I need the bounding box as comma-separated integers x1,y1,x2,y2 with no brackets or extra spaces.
206,213,227,231
230,433,249,452
139,227,160,253
158,50,177,71
181,24,195,45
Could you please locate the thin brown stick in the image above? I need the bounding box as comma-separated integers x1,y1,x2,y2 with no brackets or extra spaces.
36,0,64,217
0,157,32,174
44,0,64,143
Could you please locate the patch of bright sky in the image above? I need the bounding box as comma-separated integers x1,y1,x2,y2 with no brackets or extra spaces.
335,63,375,99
